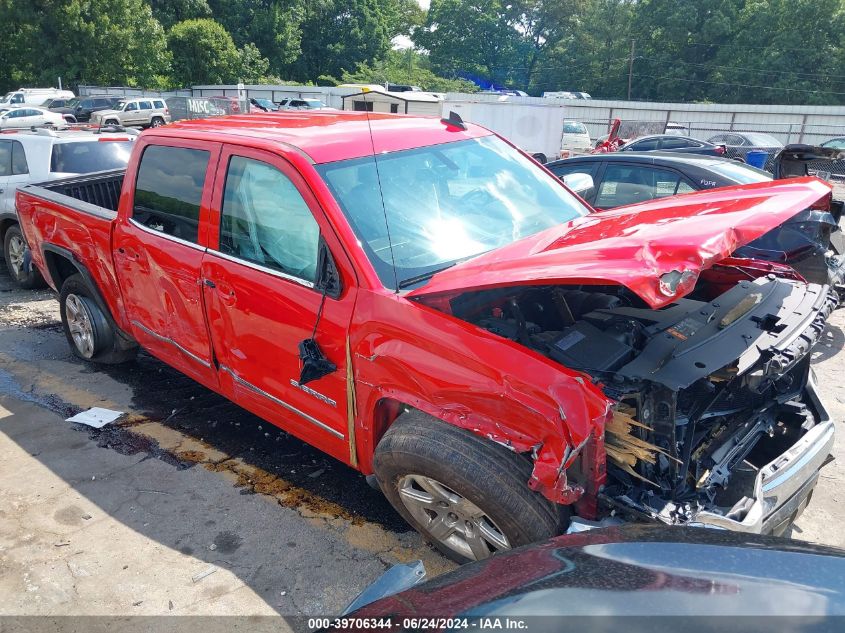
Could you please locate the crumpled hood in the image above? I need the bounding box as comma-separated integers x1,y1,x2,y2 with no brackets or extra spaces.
408,177,832,308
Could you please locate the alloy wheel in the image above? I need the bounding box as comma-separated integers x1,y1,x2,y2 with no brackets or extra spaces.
398,474,511,561
65,294,96,358
7,233,25,278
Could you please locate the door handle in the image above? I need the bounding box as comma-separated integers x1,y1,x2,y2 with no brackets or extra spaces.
203,278,216,288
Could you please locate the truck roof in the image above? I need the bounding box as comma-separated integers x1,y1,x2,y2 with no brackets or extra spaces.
152,111,491,164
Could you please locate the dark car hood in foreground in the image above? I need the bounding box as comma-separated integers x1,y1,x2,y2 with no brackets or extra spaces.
351,526,845,620
409,177,832,309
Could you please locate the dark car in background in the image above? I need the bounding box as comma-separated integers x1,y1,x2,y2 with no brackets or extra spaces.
620,134,727,156
343,526,845,624
547,151,844,291
58,95,122,123
706,131,784,167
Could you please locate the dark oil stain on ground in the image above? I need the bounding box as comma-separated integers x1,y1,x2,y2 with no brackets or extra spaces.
88,352,410,533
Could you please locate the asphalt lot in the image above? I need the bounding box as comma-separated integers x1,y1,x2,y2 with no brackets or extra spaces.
1,251,845,616
0,267,455,617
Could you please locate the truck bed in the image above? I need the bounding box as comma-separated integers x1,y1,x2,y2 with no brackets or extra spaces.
16,169,129,328
33,169,125,215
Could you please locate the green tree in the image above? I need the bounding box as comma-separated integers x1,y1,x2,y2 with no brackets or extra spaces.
207,0,303,74
167,18,272,86
629,0,743,102
415,0,524,88
709,0,845,104
539,0,636,98
150,0,212,29
340,49,479,92
287,0,391,83
0,0,171,91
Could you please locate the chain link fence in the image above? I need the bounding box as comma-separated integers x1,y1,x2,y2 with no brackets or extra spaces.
582,118,845,179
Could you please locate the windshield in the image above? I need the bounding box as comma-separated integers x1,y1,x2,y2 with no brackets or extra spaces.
304,99,324,108
115,101,127,110
563,121,587,134
50,141,134,174
317,136,590,289
705,159,772,184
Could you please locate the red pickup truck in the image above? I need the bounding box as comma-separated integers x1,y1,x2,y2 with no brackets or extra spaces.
17,111,837,563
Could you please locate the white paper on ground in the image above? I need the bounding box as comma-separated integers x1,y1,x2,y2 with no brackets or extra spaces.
65,407,124,428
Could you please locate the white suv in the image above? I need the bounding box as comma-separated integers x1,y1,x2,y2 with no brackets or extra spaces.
0,128,136,287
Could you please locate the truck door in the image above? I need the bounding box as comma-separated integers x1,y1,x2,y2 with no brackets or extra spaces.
112,139,221,388
201,146,356,462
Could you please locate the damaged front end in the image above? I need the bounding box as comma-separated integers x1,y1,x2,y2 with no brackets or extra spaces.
448,274,837,536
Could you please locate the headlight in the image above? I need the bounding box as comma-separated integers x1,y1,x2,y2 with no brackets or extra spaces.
659,269,698,297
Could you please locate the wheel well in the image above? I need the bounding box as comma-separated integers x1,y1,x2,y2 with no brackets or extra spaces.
372,398,407,447
0,218,17,244
43,250,79,290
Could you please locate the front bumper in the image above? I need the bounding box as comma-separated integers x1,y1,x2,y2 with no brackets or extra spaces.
689,375,834,535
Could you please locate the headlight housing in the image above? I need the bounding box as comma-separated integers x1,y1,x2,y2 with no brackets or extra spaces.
659,269,698,297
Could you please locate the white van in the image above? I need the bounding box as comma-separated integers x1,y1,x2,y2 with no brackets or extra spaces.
0,88,75,107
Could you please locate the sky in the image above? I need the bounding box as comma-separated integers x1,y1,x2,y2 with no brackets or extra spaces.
393,0,430,49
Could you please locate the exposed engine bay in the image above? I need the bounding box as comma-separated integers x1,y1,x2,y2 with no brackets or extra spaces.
449,271,838,533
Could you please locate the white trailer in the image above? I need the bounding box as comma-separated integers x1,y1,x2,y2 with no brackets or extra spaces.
441,97,573,163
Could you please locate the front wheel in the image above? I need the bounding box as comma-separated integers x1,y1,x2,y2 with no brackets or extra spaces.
3,225,45,289
373,410,566,563
59,274,137,364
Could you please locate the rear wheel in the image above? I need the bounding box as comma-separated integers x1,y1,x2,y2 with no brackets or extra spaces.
531,152,548,164
150,116,165,128
3,225,45,289
59,274,137,364
374,410,565,563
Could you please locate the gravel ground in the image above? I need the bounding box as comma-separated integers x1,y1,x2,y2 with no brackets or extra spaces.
0,231,844,615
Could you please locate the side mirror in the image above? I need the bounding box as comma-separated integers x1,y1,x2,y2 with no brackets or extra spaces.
297,238,342,385
315,237,342,299
562,172,595,199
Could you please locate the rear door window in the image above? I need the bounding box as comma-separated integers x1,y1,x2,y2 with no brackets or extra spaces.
0,141,11,176
139,101,152,110
11,141,28,174
661,137,697,149
595,164,687,208
627,138,659,151
132,145,210,243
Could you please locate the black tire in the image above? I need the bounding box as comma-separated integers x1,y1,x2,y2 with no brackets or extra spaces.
532,152,548,164
373,410,566,563
150,116,164,128
3,225,46,289
105,119,120,126
59,274,137,364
